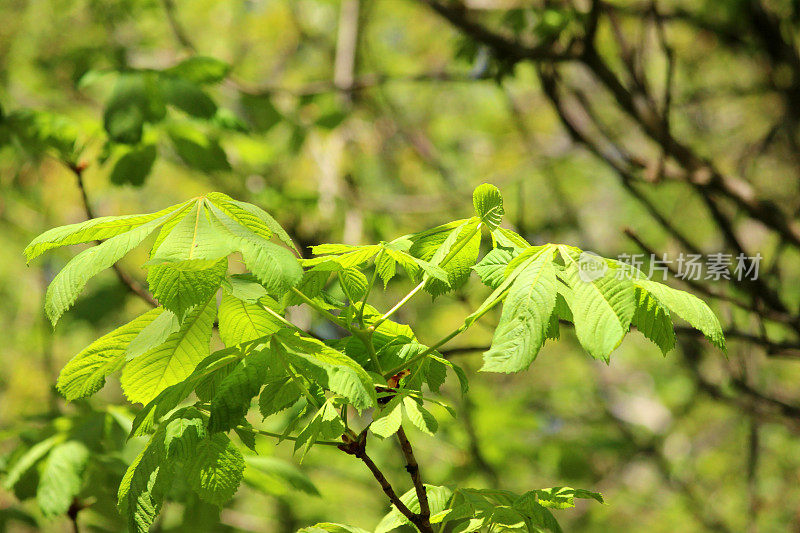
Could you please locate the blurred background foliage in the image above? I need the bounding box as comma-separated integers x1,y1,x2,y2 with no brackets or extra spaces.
2,0,800,531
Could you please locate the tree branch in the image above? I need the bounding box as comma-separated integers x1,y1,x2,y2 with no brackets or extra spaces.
396,427,432,526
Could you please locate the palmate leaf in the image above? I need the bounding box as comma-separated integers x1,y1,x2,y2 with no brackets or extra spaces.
121,298,216,404
57,308,164,401
482,247,557,373
207,192,299,253
36,440,90,517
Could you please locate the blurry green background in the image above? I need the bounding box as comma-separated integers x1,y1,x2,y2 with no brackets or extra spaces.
2,0,800,531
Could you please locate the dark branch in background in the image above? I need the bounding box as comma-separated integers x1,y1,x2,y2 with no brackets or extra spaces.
67,162,158,307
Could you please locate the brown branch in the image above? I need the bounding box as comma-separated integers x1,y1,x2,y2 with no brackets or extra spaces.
396,428,432,526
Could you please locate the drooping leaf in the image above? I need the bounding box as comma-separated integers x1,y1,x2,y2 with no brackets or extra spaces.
631,287,676,355
185,434,245,505
634,278,726,351
36,441,90,517
58,308,164,400
482,248,557,372
121,298,216,404
208,350,270,433
147,258,227,319
558,246,635,361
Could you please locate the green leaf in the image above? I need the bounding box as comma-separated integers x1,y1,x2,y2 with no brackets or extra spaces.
104,72,165,144
631,287,676,355
118,410,206,533
185,434,245,505
338,267,368,300
126,310,180,361
259,376,302,418
149,201,234,263
168,126,230,172
208,192,299,252
272,331,377,409
242,456,319,496
121,298,216,404
25,203,189,263
298,523,370,533
110,144,157,186
411,219,482,297
147,258,227,319
222,274,269,301
57,308,164,400
529,487,604,509
44,214,173,325
3,435,63,491
376,485,453,533
161,77,217,118
634,278,726,351
218,293,282,346
370,395,403,438
472,183,504,230
402,396,438,435
482,248,557,372
207,203,302,295
36,441,89,517
559,246,635,361
165,56,230,84
208,350,270,432
473,247,513,289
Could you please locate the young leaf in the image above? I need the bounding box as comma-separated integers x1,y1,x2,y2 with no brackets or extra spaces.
146,258,227,319
411,219,482,297
57,308,164,400
472,183,504,230
473,247,514,289
631,287,676,355
208,350,270,433
218,293,282,346
402,396,438,435
634,278,726,351
207,192,299,253
559,246,635,361
36,441,90,517
45,214,173,325
370,396,403,438
273,330,377,409
482,248,557,372
121,298,216,404
185,434,245,505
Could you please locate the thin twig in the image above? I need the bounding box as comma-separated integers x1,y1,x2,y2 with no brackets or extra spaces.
396,427,432,526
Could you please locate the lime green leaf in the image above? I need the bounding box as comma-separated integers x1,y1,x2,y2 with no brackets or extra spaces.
530,487,604,509
411,219,481,297
126,310,180,361
376,485,453,533
559,246,635,361
36,441,89,517
222,274,269,301
473,247,513,289
402,397,437,435
243,456,319,496
208,350,270,432
259,376,302,418
208,192,299,253
472,183,504,230
634,278,726,351
44,214,172,325
632,287,676,355
218,293,282,346
482,248,557,372
57,308,164,400
147,258,227,319
25,202,187,262
273,331,377,409
185,434,244,505
149,202,234,263
121,298,216,404
338,268,368,300
370,396,403,438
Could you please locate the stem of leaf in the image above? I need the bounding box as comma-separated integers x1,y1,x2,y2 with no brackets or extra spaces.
290,287,349,330
242,426,342,446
